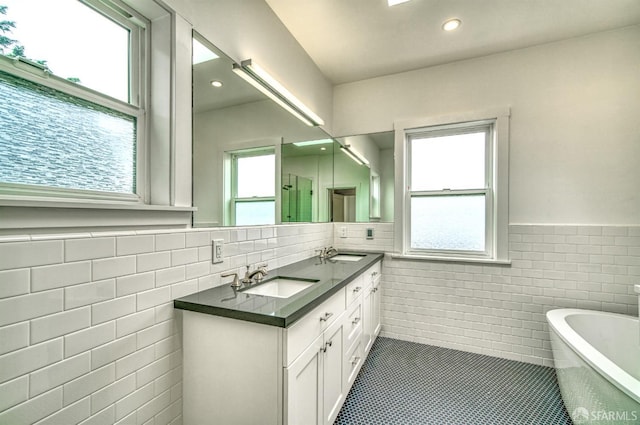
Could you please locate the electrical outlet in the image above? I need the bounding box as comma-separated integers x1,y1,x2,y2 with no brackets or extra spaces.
340,226,347,238
366,228,374,240
212,239,224,263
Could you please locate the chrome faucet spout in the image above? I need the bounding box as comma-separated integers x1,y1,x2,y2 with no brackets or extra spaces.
325,247,338,257
247,264,269,282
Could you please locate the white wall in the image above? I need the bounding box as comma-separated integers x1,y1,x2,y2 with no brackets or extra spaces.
333,26,640,225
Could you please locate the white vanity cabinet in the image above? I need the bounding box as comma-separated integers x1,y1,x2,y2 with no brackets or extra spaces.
181,258,382,425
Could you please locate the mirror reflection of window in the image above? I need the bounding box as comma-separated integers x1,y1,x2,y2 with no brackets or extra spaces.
230,149,276,226
370,171,381,220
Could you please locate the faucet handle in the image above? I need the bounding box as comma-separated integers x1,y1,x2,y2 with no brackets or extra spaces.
221,272,240,288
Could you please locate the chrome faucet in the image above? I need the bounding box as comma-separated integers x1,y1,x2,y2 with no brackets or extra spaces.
316,247,328,259
316,246,338,259
242,264,269,283
325,246,338,257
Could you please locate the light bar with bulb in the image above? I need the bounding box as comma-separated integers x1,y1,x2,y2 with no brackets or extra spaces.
292,139,333,147
340,144,370,167
232,59,325,127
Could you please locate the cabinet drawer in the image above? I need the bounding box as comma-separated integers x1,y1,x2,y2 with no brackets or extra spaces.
344,300,362,353
364,261,381,286
344,339,364,389
346,275,364,306
285,289,346,366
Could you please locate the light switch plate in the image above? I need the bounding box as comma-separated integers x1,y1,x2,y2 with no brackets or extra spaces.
340,226,347,238
212,239,224,263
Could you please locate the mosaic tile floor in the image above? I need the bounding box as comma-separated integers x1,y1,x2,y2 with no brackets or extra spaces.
334,337,572,425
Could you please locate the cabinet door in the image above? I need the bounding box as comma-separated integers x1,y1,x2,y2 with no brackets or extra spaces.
362,282,373,354
372,274,382,337
322,318,344,425
285,334,323,425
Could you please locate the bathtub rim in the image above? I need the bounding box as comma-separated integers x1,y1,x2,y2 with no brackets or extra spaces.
546,308,640,404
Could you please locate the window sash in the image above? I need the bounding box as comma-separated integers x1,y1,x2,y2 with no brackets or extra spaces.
405,122,495,258
0,0,147,202
229,148,276,225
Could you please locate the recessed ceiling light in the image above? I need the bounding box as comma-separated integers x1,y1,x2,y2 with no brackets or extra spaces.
388,0,411,6
442,18,461,31
210,80,223,88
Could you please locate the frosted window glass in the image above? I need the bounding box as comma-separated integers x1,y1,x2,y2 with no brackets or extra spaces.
235,201,275,225
411,195,485,251
0,71,136,194
411,131,485,191
236,154,275,197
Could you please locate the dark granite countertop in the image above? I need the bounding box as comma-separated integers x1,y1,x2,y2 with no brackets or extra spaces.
174,251,384,328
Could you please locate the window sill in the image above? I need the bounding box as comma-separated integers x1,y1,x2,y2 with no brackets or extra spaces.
0,196,195,233
389,253,511,266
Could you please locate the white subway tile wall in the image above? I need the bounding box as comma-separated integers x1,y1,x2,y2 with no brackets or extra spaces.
0,222,637,423
0,223,332,425
365,224,638,367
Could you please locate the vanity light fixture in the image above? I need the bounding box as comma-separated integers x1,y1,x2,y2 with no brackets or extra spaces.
232,59,325,127
292,139,332,147
210,80,223,88
443,18,462,31
388,0,411,6
340,144,370,167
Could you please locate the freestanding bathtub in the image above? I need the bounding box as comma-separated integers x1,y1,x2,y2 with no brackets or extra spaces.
547,308,640,424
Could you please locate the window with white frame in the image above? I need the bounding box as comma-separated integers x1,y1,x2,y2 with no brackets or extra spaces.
0,0,146,200
230,148,276,225
397,109,510,262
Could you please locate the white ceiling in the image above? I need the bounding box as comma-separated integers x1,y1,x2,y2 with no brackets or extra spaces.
265,0,640,85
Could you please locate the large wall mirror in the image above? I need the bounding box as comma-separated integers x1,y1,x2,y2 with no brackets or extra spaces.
191,31,393,226
192,32,332,227
332,132,394,223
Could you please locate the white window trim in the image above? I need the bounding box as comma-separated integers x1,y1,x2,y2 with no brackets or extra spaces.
393,107,511,264
220,139,282,227
0,1,196,233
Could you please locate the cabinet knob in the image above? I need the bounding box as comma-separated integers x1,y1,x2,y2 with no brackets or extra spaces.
352,317,361,325
319,312,333,322
350,356,361,365
353,286,361,293
372,271,378,277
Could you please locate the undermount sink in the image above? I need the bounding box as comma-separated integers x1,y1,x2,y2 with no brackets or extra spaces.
241,277,318,298
329,253,366,262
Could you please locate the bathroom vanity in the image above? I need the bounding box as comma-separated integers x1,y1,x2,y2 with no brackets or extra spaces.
174,252,383,425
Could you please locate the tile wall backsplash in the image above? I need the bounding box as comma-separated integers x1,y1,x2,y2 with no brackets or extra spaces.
347,224,638,367
0,223,332,424
0,221,638,423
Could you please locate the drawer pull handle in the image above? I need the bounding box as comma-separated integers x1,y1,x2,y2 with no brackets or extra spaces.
350,356,361,365
352,317,361,325
352,286,361,293
319,312,333,322
321,341,332,353
372,271,378,277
